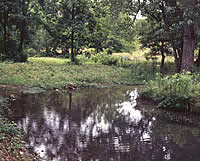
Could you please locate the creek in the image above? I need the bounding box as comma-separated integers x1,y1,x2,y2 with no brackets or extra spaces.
8,86,200,161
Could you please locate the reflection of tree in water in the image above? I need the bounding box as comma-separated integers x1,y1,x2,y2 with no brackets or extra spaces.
10,87,200,161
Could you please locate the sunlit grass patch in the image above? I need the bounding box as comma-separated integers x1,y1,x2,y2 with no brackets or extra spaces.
0,61,139,89
113,53,134,59
131,47,174,63
132,48,148,61
28,57,70,65
0,55,177,89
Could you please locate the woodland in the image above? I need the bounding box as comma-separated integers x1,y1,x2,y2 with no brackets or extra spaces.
0,0,199,72
1,0,200,159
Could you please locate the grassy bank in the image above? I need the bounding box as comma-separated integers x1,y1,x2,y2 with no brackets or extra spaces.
0,97,40,160
0,57,163,89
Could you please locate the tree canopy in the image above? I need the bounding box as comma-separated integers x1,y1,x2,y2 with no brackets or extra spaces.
0,0,200,72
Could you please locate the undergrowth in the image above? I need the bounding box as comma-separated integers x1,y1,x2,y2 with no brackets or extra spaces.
141,72,200,111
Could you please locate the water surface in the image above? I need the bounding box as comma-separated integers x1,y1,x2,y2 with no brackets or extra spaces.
10,87,200,161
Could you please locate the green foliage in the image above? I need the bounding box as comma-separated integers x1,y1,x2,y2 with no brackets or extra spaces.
0,0,138,61
24,48,38,57
0,97,7,116
142,72,200,110
0,120,21,137
0,39,27,62
76,54,89,65
90,50,122,65
135,18,172,73
76,49,123,66
15,52,28,63
0,0,31,62
80,48,97,56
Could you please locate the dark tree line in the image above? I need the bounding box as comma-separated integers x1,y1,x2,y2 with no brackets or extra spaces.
0,0,30,61
0,0,136,62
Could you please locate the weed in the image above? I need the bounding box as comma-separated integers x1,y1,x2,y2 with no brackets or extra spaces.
141,72,200,111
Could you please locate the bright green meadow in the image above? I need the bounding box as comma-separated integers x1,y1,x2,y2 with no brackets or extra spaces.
0,56,161,89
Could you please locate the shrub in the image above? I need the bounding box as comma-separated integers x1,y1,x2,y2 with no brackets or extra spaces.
90,50,122,66
141,72,200,111
15,52,28,62
80,48,97,57
76,54,89,65
76,50,116,65
24,48,38,57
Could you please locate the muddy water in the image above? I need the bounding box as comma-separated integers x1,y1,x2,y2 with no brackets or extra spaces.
9,87,200,161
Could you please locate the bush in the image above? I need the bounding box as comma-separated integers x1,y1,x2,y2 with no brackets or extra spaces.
24,48,38,57
15,52,28,62
76,54,89,65
90,50,121,65
75,49,122,66
141,72,200,111
0,39,28,62
80,48,97,57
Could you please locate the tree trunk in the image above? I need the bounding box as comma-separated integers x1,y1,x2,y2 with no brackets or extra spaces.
46,46,50,55
71,30,75,62
71,3,75,62
3,13,8,56
181,23,195,72
18,0,29,53
173,43,182,73
160,41,165,74
177,48,183,72
18,20,26,53
181,0,195,72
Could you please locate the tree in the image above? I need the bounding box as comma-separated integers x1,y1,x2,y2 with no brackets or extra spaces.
181,0,196,72
136,19,172,73
110,0,200,72
37,0,95,62
0,1,20,60
89,0,137,53
0,0,31,62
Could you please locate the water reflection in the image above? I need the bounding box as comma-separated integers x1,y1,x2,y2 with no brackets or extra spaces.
10,87,200,161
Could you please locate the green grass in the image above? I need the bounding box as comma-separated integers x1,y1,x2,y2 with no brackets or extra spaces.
0,55,177,89
28,57,70,65
114,48,175,63
0,58,142,89
113,52,135,59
